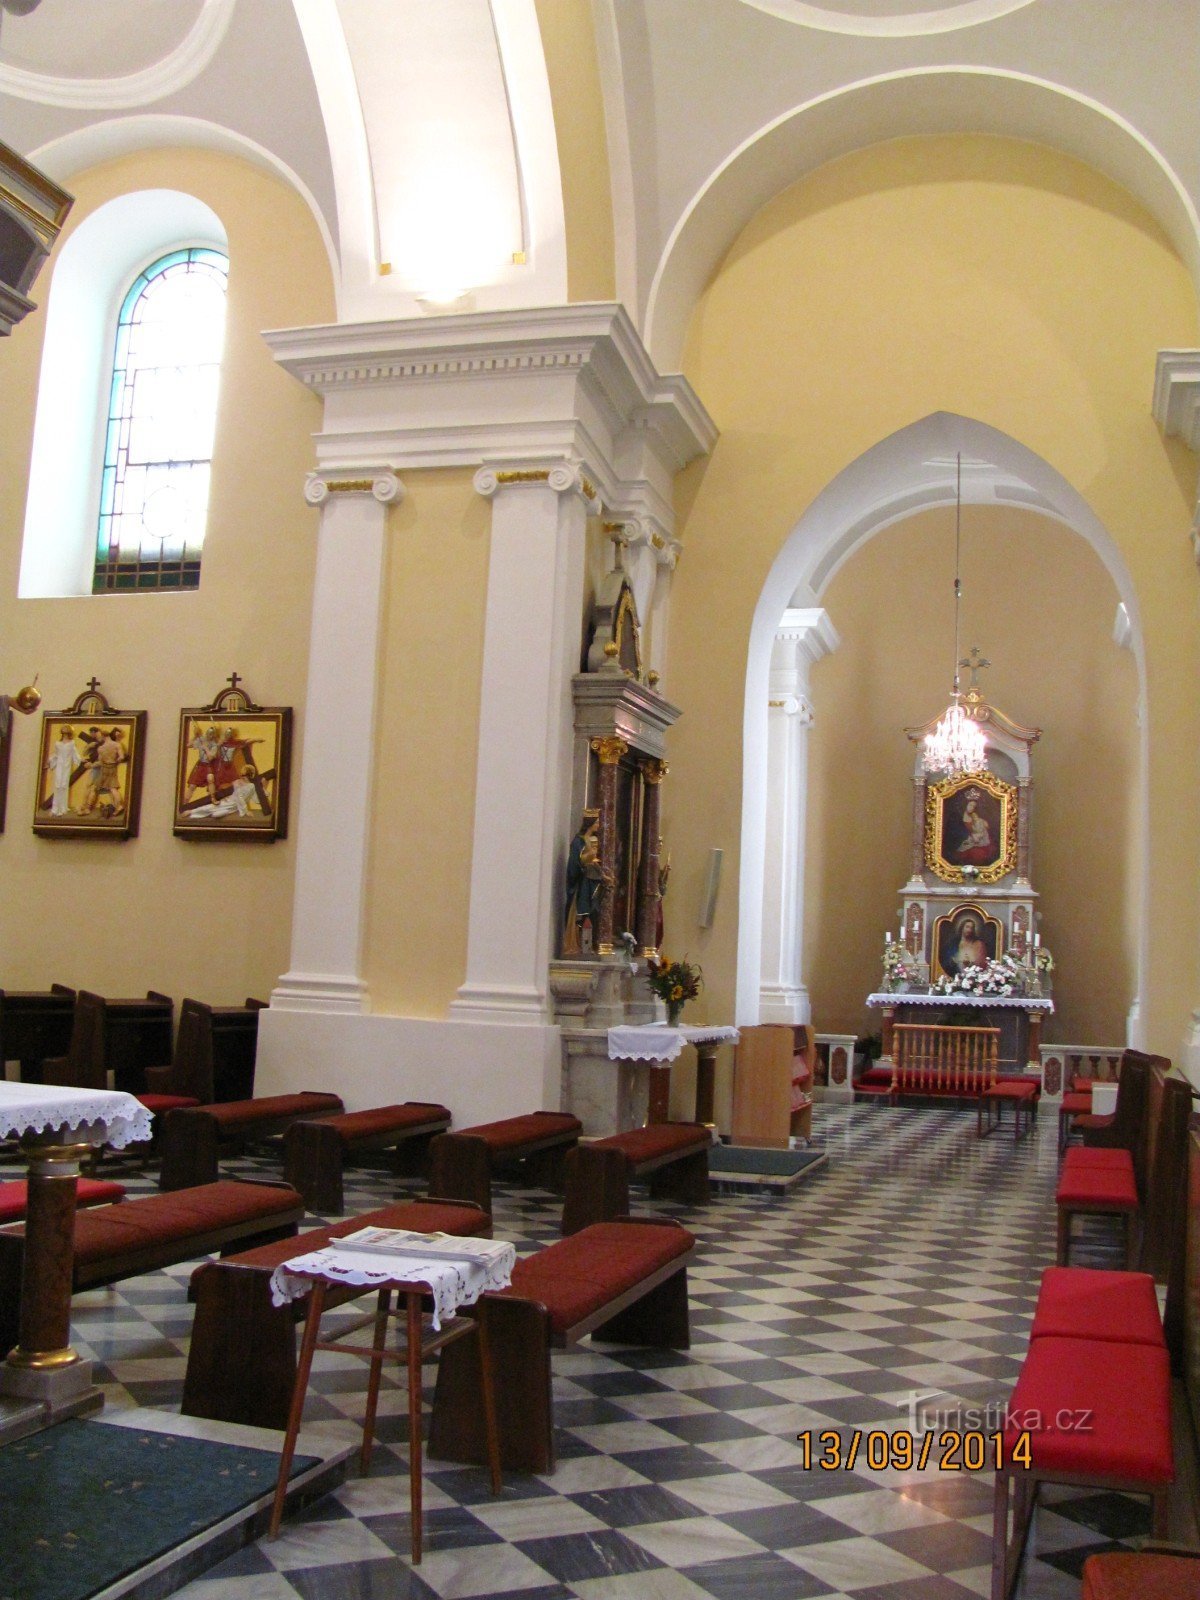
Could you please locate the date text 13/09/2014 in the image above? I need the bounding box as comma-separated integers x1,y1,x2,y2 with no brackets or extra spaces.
796,1428,1041,1473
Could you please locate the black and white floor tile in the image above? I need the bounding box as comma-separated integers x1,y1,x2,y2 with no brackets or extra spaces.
6,1100,1192,1599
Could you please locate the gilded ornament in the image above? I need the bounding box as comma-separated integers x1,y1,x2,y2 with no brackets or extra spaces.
591,735,628,765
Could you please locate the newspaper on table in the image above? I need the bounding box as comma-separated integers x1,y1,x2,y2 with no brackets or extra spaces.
334,1227,510,1270
267,1228,516,1328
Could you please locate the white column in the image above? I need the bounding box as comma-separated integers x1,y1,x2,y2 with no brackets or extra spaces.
451,461,595,1023
759,608,839,1023
271,469,402,1012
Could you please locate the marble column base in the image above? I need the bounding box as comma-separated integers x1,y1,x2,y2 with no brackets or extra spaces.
0,1358,102,1442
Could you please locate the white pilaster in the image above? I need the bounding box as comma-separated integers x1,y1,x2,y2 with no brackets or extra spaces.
450,461,596,1023
759,608,839,1023
270,468,402,1012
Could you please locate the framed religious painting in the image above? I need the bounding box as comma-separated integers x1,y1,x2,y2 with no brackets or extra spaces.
932,904,1005,983
924,768,1016,885
33,681,146,839
173,674,292,841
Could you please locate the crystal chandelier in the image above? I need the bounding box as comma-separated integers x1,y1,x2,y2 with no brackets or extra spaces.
923,454,987,779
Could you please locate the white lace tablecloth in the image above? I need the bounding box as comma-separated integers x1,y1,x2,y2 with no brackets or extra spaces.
0,1081,153,1148
607,1023,741,1063
865,992,1053,1013
268,1232,516,1330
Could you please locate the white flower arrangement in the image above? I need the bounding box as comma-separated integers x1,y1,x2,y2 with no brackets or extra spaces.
934,953,1024,998
882,940,917,988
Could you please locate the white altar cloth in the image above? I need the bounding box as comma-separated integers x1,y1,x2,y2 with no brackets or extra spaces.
608,1023,740,1063
0,1081,153,1148
269,1228,515,1329
866,992,1053,1014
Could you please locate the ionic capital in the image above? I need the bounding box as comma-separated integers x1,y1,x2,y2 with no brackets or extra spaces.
304,469,404,507
474,459,600,511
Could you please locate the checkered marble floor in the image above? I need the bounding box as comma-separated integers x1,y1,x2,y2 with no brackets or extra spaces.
5,1101,1190,1600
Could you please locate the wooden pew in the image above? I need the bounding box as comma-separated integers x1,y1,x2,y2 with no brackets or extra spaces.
150,996,266,1104
41,988,174,1097
0,985,76,1083
429,1217,695,1473
0,1180,304,1361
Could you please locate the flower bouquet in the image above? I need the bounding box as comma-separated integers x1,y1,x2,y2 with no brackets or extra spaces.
882,940,918,993
647,955,703,1025
933,953,1024,998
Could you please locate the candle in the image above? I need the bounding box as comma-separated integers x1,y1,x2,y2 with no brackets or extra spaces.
1034,933,1040,948
885,931,891,943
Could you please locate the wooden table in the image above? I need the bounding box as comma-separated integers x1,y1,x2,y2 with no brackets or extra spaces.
0,1082,151,1420
607,1024,740,1125
266,1234,513,1562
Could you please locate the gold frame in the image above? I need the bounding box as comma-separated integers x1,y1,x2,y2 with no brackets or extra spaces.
931,904,1005,983
925,769,1016,885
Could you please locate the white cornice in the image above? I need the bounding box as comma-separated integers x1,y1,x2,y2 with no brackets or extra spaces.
0,0,235,109
1153,349,1200,452
265,303,718,533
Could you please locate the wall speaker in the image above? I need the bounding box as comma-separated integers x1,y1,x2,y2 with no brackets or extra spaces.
698,847,723,928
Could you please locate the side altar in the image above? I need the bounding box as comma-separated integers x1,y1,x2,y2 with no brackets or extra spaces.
548,571,737,1133
869,660,1057,1082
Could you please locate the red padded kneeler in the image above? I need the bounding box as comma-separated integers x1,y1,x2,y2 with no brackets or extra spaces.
0,1177,125,1224
505,1220,695,1335
1082,1552,1200,1599
1063,1146,1133,1170
1031,1268,1163,1348
138,1093,201,1114
456,1111,581,1152
1003,1335,1173,1484
1055,1165,1138,1212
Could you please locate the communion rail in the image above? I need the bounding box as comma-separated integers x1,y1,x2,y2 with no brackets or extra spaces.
891,1022,1001,1098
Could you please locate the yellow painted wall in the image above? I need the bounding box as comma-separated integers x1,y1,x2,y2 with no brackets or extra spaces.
363,470,490,1015
534,0,617,302
0,148,333,1005
665,135,1199,1060
806,506,1139,1045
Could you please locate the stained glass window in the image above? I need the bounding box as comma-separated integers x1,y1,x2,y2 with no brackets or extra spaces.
93,247,229,592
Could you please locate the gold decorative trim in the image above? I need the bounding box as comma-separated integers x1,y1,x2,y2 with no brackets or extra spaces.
5,1345,81,1372
930,904,1005,983
591,736,629,765
925,769,1017,885
495,469,550,485
581,475,597,501
326,479,376,494
641,759,668,785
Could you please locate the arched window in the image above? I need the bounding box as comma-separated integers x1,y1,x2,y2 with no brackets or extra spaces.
93,247,228,592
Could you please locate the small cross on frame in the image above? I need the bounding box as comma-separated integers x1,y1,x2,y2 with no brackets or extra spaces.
225,672,243,694
85,676,102,695
959,646,990,690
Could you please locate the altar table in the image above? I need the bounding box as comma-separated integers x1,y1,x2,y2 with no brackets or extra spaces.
608,1024,740,1125
866,992,1052,1075
0,1082,151,1417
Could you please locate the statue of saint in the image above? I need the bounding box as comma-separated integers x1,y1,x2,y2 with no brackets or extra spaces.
563,811,604,956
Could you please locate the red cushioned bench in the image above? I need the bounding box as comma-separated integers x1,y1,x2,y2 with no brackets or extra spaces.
561,1122,712,1234
979,1078,1039,1142
0,1176,125,1223
282,1101,452,1213
429,1216,695,1472
1056,1145,1139,1267
158,1092,344,1191
0,1179,305,1361
1057,1090,1091,1152
1031,1266,1164,1348
429,1111,581,1213
182,1195,491,1429
992,1334,1173,1599
1082,1550,1200,1598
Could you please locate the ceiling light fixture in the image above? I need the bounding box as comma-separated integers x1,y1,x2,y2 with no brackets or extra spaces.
922,452,987,779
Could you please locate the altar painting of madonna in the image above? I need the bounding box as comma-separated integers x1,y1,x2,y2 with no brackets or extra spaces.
925,770,1015,885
